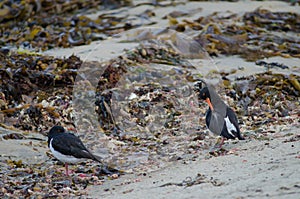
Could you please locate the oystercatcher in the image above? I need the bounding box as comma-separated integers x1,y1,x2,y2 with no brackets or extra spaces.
194,80,244,149
47,125,103,176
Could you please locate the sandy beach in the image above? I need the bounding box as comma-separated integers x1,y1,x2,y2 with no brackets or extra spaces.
88,126,300,199
0,0,299,198
1,124,299,198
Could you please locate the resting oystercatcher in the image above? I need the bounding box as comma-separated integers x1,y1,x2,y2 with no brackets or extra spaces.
194,80,244,149
47,125,103,176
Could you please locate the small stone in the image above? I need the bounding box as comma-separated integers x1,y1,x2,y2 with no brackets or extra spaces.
111,174,119,179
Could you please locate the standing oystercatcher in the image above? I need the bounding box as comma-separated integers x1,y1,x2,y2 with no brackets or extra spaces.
194,80,244,149
47,125,103,176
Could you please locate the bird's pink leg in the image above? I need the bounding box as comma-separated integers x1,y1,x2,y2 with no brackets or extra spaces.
209,137,225,154
219,137,225,148
213,137,225,149
65,163,69,176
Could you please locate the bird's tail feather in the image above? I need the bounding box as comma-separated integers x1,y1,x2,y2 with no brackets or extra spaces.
92,154,104,163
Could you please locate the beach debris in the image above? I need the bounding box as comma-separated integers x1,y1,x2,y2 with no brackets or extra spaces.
255,61,289,70
2,133,25,140
159,173,223,188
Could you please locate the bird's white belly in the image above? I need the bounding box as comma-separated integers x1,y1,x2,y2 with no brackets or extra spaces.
50,140,84,164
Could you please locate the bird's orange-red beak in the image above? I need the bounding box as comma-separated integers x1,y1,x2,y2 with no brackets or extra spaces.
205,98,214,111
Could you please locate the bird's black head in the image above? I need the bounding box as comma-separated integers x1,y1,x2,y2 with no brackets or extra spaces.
193,81,203,93
199,86,210,100
48,125,65,139
193,79,208,98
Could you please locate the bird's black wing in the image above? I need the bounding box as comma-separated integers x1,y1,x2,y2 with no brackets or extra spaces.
51,133,96,160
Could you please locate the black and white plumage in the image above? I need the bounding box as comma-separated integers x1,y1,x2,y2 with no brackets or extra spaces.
47,126,102,176
195,81,244,148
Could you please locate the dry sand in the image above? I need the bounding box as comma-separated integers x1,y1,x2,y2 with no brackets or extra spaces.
88,126,300,199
